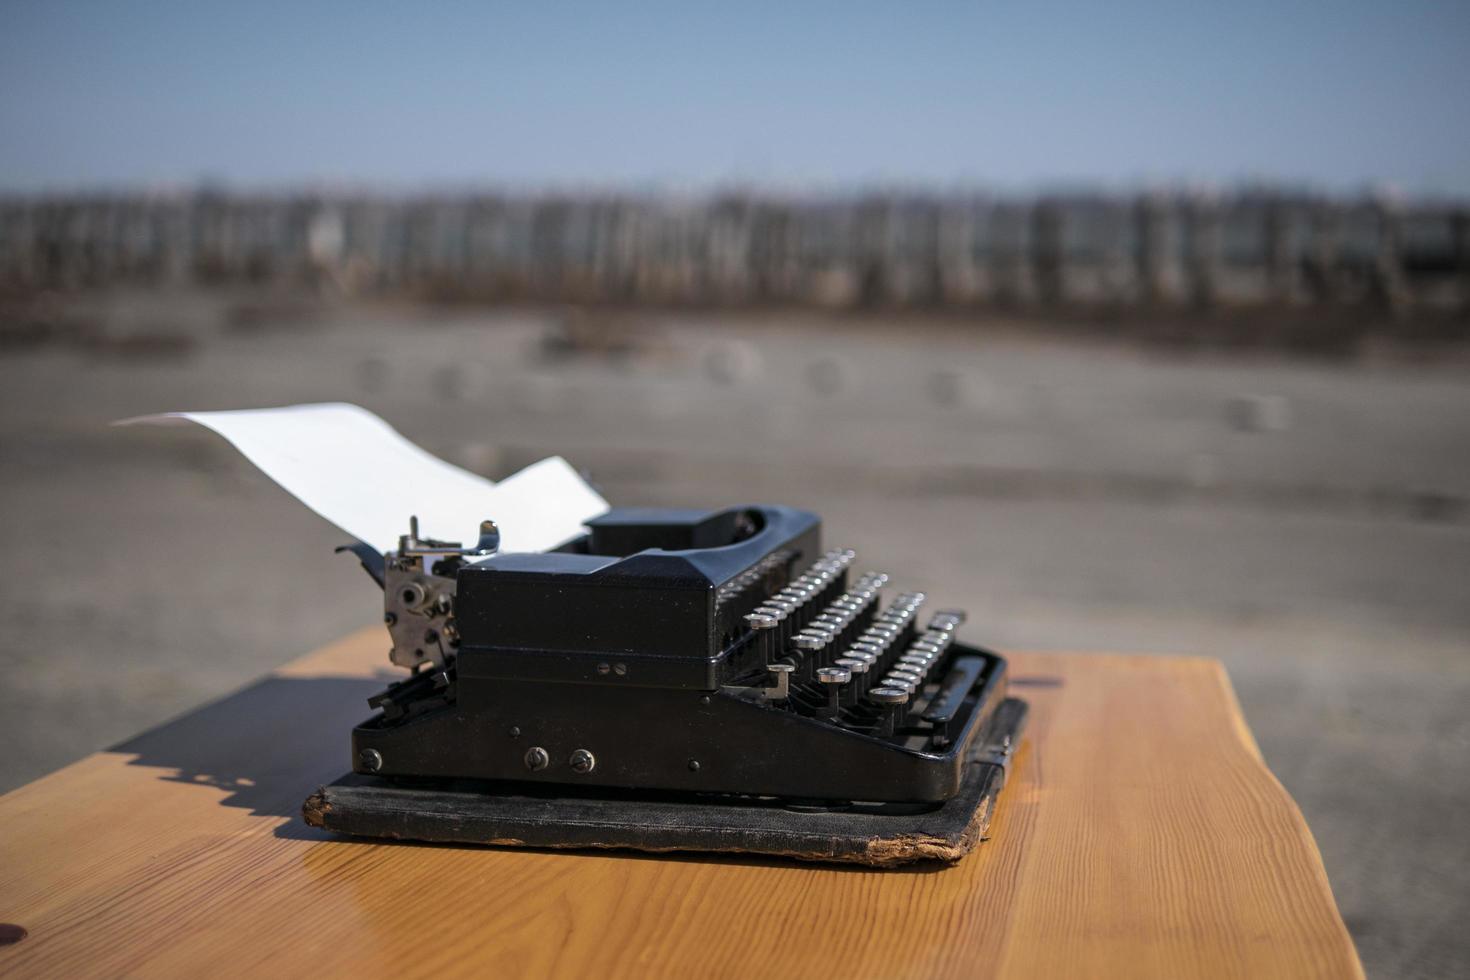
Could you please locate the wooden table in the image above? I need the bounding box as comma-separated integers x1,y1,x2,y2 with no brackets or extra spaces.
0,630,1362,978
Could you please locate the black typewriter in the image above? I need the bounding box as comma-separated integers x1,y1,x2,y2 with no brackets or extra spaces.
312,504,1027,865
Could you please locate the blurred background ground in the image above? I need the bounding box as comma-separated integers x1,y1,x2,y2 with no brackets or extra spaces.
1,288,1467,977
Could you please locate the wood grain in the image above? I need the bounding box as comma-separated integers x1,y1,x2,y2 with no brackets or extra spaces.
0,630,1362,979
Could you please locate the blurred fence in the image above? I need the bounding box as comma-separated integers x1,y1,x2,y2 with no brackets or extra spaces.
3,190,1468,317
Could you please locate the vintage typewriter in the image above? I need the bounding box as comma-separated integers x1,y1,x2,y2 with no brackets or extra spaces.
308,504,1027,866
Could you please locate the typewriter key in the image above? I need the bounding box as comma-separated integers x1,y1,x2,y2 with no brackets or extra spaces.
745,611,780,665
816,666,850,718
868,685,911,736
834,657,869,703
888,667,923,690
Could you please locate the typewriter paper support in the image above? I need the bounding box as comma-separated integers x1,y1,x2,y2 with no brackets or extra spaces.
306,503,1028,867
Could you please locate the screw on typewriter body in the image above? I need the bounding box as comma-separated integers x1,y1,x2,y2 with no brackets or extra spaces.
524,746,550,771
868,686,910,737
569,749,596,774
816,666,850,719
359,748,383,773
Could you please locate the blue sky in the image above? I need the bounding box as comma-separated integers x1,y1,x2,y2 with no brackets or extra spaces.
2,1,1467,194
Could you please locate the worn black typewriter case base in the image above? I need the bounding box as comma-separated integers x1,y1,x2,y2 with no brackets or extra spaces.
304,697,1027,867
349,642,1013,804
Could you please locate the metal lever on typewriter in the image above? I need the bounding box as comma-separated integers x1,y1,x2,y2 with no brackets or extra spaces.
339,516,501,672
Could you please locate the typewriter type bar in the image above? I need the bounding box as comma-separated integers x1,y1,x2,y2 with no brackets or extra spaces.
349,505,1016,804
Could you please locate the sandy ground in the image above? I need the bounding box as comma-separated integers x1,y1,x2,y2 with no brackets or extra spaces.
1,288,1467,977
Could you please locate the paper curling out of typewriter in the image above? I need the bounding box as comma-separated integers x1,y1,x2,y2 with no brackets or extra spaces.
309,503,1029,867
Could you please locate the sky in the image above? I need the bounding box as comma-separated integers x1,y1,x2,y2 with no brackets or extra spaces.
1,1,1468,196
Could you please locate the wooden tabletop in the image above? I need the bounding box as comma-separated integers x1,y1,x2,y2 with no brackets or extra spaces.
0,630,1361,979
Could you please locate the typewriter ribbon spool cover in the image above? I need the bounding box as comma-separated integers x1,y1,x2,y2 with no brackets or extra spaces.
125,403,1026,867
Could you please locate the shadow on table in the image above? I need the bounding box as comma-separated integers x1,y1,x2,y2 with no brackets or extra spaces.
108,674,387,821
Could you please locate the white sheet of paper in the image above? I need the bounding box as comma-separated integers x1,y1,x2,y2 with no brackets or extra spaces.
115,403,608,554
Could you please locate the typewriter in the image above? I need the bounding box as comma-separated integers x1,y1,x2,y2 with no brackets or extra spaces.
311,504,1027,865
